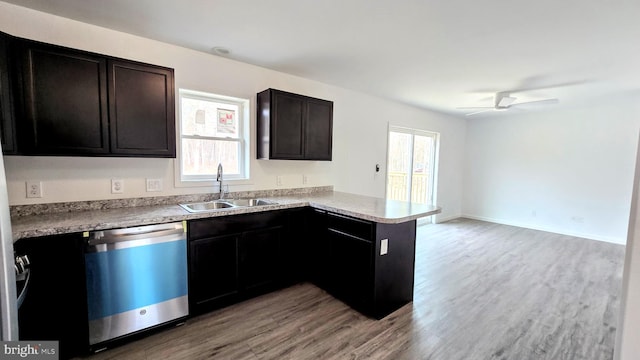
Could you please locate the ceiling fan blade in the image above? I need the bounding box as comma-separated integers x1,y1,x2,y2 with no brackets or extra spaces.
510,80,590,93
510,98,559,107
468,79,591,97
465,109,495,116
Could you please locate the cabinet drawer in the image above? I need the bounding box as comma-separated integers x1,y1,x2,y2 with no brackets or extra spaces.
188,211,286,240
327,213,373,242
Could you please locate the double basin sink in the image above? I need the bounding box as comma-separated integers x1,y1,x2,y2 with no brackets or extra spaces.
179,198,276,213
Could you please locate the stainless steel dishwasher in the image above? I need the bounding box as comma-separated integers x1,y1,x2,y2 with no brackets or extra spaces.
84,222,188,347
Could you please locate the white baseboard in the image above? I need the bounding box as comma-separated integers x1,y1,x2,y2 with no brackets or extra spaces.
460,214,626,245
433,213,462,224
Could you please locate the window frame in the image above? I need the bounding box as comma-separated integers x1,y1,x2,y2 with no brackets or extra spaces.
385,125,439,204
175,89,251,187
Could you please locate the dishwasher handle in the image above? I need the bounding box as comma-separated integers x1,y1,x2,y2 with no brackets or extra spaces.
87,222,185,247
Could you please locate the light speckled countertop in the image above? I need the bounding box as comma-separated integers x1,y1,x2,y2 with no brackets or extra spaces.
11,190,441,241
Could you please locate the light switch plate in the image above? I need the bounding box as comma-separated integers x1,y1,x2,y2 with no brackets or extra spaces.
146,178,163,192
380,238,388,255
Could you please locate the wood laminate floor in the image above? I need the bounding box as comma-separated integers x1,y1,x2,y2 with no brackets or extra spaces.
74,218,625,360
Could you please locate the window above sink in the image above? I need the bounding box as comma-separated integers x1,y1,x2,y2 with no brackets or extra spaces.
176,89,251,189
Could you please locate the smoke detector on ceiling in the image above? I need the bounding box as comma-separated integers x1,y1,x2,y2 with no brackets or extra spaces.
212,47,231,56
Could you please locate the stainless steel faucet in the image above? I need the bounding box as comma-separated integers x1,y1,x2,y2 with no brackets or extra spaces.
216,163,224,199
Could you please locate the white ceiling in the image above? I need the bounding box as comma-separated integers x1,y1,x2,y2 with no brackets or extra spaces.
4,0,640,117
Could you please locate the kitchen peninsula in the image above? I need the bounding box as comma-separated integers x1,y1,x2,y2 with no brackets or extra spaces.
11,188,440,357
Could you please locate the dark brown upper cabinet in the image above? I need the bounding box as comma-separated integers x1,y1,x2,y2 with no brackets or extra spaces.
17,40,109,155
0,31,16,154
14,38,175,157
108,60,175,157
257,88,332,161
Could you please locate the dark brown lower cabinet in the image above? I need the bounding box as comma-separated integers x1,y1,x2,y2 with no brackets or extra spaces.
328,228,374,313
239,226,282,295
280,208,308,286
189,234,240,312
306,208,330,288
187,208,417,320
187,211,287,315
322,212,417,319
372,221,417,318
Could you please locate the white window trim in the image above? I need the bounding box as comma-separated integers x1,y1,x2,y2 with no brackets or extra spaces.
174,89,252,188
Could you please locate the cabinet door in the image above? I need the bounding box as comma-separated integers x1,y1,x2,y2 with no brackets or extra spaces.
108,60,175,157
328,229,374,312
304,98,333,160
239,226,282,294
307,209,331,288
271,90,305,159
326,213,374,312
18,41,109,155
0,32,16,154
281,208,307,285
189,234,239,312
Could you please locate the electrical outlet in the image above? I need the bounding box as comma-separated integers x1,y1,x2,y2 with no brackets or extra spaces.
146,178,163,192
26,181,43,198
111,179,124,194
303,175,308,185
380,239,389,255
276,176,282,186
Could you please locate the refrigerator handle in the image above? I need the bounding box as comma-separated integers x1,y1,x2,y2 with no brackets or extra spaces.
15,255,30,309
16,269,29,310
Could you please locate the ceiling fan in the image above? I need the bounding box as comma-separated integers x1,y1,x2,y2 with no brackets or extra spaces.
457,91,559,116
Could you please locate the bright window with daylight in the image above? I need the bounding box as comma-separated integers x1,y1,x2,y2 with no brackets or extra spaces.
178,89,249,182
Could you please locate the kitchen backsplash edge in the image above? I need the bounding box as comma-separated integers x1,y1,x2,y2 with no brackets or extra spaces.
10,186,334,218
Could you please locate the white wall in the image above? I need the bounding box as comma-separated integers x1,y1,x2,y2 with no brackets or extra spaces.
0,1,466,222
463,94,640,244
332,92,467,222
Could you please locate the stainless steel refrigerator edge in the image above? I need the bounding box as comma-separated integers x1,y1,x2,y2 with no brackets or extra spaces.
0,145,18,341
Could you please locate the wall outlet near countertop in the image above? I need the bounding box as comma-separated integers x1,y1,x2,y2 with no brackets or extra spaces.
111,179,124,194
26,180,43,198
380,238,389,255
